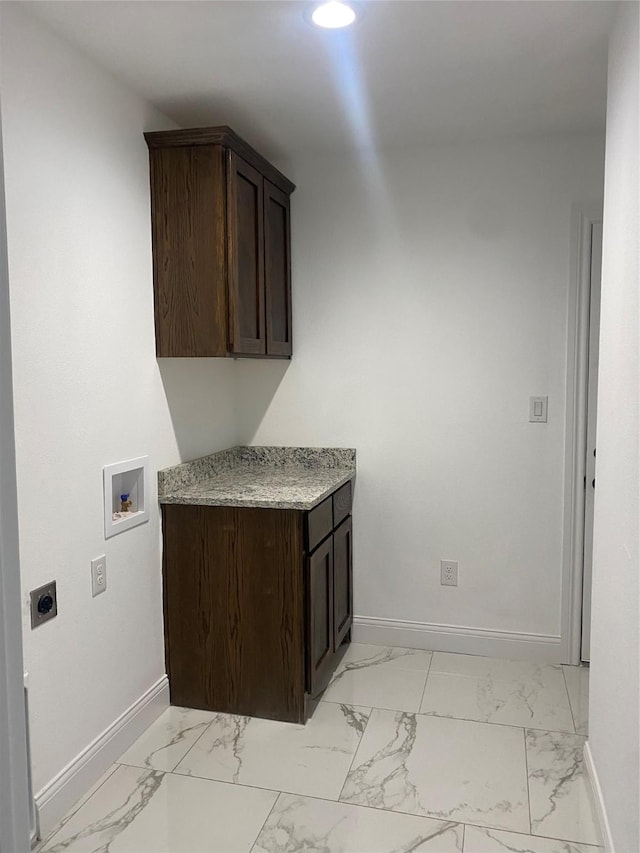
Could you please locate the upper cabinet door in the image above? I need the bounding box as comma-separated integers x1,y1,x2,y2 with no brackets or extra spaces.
148,145,228,357
227,152,266,355
264,180,292,357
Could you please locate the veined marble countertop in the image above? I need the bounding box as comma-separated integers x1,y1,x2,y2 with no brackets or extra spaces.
158,446,356,511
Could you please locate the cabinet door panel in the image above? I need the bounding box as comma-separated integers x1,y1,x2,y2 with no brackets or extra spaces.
333,516,353,649
264,180,292,357
162,504,306,722
228,152,265,355
149,145,228,356
306,537,334,698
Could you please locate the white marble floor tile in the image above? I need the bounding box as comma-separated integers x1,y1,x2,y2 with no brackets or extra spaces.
117,706,216,771
562,666,590,736
41,763,277,853
526,730,601,846
420,654,575,733
254,793,464,852
463,825,602,853
174,701,370,800
340,709,530,833
335,644,434,673
323,644,432,711
35,766,120,852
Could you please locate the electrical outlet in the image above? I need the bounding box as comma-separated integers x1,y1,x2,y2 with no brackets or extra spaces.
440,560,458,587
91,555,107,597
30,580,58,628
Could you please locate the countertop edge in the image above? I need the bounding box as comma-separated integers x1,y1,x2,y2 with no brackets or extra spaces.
158,446,357,497
158,470,356,511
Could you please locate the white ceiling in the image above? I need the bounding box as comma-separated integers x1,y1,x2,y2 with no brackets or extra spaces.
26,0,614,160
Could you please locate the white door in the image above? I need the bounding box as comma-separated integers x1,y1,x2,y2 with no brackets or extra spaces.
581,221,602,662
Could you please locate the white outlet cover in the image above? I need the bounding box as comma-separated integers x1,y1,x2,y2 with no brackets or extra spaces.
103,456,150,539
91,555,107,597
440,560,458,587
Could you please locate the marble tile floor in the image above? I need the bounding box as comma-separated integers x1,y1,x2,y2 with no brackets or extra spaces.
38,644,598,853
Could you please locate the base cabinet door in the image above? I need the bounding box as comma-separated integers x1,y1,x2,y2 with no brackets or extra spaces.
333,516,353,648
306,537,334,698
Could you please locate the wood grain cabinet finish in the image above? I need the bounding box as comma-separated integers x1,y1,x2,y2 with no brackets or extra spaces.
161,482,354,723
332,516,353,650
305,536,334,698
227,152,265,355
145,126,294,359
162,504,307,722
264,180,292,356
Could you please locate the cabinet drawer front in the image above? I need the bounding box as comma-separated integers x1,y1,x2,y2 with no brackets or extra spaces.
332,481,352,528
306,497,333,553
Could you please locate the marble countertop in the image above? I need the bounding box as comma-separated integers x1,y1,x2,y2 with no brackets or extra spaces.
158,446,356,511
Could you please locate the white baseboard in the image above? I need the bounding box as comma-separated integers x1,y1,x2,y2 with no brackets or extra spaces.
352,616,562,662
34,675,169,841
584,740,615,853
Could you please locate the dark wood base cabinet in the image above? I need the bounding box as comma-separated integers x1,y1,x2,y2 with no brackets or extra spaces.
161,482,353,724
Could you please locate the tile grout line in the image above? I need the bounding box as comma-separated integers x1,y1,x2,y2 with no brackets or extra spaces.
462,820,604,849
522,726,534,836
334,704,375,803
35,763,121,851
168,713,222,773
248,790,283,853
320,698,577,736
561,665,579,734
417,651,434,713
165,767,281,798
164,760,523,840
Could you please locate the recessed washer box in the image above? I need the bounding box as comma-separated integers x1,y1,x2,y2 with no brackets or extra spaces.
103,456,150,539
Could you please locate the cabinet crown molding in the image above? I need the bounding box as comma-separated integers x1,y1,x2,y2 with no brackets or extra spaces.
144,125,295,196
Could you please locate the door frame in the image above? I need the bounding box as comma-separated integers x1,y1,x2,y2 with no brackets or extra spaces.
561,202,603,665
0,90,32,852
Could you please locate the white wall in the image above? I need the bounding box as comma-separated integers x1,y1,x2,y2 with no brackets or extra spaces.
589,2,639,850
0,4,239,800
0,0,615,825
239,134,605,655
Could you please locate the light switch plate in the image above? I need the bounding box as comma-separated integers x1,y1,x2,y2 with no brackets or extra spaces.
529,396,548,423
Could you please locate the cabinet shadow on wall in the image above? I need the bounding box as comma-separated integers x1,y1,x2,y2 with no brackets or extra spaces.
233,359,291,444
158,358,290,461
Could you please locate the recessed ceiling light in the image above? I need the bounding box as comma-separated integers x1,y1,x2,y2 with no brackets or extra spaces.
310,1,357,29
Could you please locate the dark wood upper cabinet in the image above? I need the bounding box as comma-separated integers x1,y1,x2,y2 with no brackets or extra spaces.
144,126,295,359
